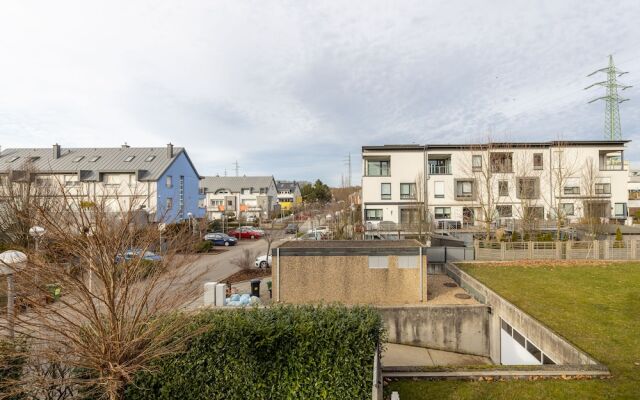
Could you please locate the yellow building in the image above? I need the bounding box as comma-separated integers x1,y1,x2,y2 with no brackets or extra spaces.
276,181,302,211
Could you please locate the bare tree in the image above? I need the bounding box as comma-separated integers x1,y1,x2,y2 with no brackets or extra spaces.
510,147,545,239
413,172,430,243
547,141,580,240
231,248,257,270
581,157,607,238
0,176,202,400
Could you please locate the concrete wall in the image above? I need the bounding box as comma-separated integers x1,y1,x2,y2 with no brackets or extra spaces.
446,263,600,366
274,254,427,305
379,305,491,357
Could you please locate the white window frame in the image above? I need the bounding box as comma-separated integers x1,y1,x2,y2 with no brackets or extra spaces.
434,181,444,198
166,175,173,189
381,183,391,200
398,255,418,269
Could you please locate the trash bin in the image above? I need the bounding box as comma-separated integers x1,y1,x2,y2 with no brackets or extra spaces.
250,279,261,298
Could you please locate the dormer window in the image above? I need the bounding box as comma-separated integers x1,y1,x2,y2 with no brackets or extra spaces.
72,156,84,163
89,156,100,162
124,156,135,162
145,155,156,162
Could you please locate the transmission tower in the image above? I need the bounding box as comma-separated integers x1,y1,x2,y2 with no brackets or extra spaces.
234,160,240,176
585,55,632,140
343,153,352,187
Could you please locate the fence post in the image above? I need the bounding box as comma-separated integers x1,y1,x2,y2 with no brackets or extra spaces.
567,241,572,260
631,240,637,259
594,240,601,259
500,242,506,260
474,239,479,257
555,241,562,259
528,241,533,259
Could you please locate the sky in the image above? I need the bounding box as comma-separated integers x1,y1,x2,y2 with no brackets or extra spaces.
0,1,639,186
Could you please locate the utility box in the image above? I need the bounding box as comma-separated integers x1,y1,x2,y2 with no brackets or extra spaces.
204,282,217,306
215,283,226,306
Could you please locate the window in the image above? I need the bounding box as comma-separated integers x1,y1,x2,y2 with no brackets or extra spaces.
365,209,383,221
242,188,250,195
35,176,53,187
455,180,474,200
227,200,233,207
512,329,526,347
260,188,266,194
496,205,512,218
560,203,574,216
72,156,84,163
145,155,156,162
434,207,451,219
104,174,120,185
498,180,509,196
166,197,173,209
64,175,79,186
8,156,19,162
516,177,539,199
472,155,482,171
526,341,542,362
398,255,418,269
366,159,390,176
630,189,640,200
614,203,628,217
400,183,416,199
381,183,391,200
564,177,580,195
533,153,543,170
89,156,100,162
210,199,223,206
368,256,388,269
400,208,420,224
600,150,623,171
524,206,544,220
124,156,135,162
595,183,611,195
434,181,444,198
490,152,513,173
166,175,173,188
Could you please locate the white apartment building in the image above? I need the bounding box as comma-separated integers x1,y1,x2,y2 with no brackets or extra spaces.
200,176,278,220
362,141,630,230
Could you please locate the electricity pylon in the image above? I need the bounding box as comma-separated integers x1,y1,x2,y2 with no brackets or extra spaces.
585,55,632,140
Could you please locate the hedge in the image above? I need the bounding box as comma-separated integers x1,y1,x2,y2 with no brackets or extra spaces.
125,305,383,400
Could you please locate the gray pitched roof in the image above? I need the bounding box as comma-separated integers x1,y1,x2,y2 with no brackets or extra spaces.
200,176,275,193
0,145,196,181
276,180,300,192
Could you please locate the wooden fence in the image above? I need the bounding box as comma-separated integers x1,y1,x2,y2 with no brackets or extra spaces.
475,240,640,261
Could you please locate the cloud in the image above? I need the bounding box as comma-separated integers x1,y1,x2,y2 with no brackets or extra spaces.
0,0,638,185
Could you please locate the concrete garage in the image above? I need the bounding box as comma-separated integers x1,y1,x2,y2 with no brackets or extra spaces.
272,240,427,305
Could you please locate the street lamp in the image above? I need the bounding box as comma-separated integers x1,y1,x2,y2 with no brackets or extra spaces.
187,212,194,235
0,250,27,339
29,226,46,251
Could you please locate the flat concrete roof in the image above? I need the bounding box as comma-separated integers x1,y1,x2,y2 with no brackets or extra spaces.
278,240,422,248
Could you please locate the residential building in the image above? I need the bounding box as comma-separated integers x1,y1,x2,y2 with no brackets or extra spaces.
628,169,640,218
275,180,302,211
272,240,426,305
200,175,278,220
361,140,630,231
0,143,203,223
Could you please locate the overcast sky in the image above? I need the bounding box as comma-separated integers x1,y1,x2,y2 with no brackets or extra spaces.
0,1,639,185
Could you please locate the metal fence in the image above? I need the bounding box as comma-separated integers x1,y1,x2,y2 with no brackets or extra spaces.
475,240,640,261
425,246,475,263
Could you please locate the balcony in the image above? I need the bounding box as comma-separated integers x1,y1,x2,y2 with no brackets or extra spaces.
599,150,624,171
428,155,451,175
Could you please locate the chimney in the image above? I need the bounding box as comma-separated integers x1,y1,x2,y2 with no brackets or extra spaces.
53,143,61,159
121,143,130,149
167,143,174,158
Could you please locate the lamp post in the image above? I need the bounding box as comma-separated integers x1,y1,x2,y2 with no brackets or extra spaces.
0,250,27,339
187,212,194,235
28,226,46,251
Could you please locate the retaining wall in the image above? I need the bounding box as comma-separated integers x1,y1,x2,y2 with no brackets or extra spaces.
445,263,600,366
378,305,491,357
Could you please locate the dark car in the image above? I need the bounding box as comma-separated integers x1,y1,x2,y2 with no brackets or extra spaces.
285,223,298,234
204,232,238,246
228,226,263,239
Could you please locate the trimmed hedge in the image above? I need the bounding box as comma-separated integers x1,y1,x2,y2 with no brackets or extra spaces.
126,305,383,400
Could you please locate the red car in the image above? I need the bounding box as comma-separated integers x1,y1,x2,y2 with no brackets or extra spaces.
228,226,264,239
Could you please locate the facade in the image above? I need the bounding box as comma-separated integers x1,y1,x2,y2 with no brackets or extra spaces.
275,181,302,211
0,143,203,223
362,141,630,231
200,176,278,220
628,169,640,218
272,240,427,305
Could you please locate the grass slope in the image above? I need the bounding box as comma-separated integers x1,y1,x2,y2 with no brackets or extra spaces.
388,262,640,400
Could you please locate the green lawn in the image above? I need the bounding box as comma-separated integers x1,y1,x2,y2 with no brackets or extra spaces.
388,262,640,400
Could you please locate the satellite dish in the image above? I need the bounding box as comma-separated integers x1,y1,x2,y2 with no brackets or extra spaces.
0,250,27,275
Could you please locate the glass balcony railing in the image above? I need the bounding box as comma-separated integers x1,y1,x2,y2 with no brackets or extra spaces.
429,164,450,175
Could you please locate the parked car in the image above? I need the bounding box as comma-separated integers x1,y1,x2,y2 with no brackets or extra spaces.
246,215,257,223
204,232,237,246
296,231,325,240
116,248,162,263
285,223,299,234
255,254,272,268
228,226,263,239
309,225,330,234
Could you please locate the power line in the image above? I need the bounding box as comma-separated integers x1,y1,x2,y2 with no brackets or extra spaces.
585,55,632,140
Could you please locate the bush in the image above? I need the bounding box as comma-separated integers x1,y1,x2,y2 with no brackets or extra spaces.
125,305,383,400
195,240,212,253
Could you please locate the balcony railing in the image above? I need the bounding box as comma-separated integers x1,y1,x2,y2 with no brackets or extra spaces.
429,164,450,175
